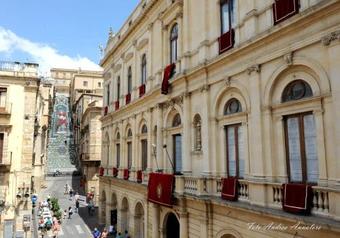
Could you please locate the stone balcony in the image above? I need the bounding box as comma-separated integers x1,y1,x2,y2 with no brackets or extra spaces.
102,168,340,223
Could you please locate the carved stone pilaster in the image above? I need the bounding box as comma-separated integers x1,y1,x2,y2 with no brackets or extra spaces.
321,30,340,46
147,23,154,31
200,84,210,92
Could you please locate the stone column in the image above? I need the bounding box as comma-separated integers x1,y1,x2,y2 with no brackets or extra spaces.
131,115,137,181
182,93,192,174
147,108,153,171
152,204,160,238
201,85,212,175
247,65,266,180
322,32,340,184
179,211,188,238
156,104,164,170
105,203,112,227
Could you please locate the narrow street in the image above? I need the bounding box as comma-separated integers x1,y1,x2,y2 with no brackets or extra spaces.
35,176,101,238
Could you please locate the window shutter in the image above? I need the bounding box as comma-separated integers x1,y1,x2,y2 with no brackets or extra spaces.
0,133,3,163
227,127,236,177
238,126,245,178
303,115,319,183
287,117,303,182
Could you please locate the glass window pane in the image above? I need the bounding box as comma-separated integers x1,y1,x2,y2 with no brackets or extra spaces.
227,127,236,177
221,2,230,34
238,126,245,178
116,144,120,168
174,135,182,172
303,115,319,183
127,142,132,169
287,117,303,182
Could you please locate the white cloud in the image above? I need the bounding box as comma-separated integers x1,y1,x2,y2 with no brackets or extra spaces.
0,26,102,75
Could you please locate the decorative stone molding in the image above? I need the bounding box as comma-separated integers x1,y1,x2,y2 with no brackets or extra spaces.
246,64,261,75
321,30,340,46
162,23,169,31
200,84,210,92
147,23,154,31
224,76,231,87
176,12,183,19
103,72,112,80
283,52,293,65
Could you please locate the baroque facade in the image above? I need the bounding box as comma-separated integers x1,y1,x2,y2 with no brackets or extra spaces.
99,0,340,237
0,61,51,237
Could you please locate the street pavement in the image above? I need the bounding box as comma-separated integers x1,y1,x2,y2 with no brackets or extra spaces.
34,176,104,238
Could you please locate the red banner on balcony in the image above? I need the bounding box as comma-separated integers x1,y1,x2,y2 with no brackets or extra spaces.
137,170,143,183
113,167,118,177
103,106,108,116
221,177,238,201
125,93,131,104
148,173,174,207
99,167,104,176
123,169,129,180
139,84,146,97
283,183,312,214
115,101,120,110
161,63,176,95
273,0,299,25
218,29,235,54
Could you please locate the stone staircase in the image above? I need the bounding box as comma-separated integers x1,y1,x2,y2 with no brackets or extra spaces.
46,94,77,175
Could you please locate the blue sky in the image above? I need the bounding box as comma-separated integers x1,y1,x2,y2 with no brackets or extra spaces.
0,0,139,74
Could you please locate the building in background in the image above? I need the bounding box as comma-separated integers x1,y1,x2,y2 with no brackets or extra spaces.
99,0,340,237
78,96,102,204
0,61,51,237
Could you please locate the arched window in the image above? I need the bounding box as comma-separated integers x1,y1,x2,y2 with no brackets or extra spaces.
127,66,132,94
224,98,242,115
127,129,132,138
220,0,235,34
127,129,132,170
172,113,181,127
141,54,147,85
193,114,202,151
141,124,148,171
115,132,121,168
282,80,318,183
281,80,313,103
141,124,148,134
116,132,120,140
170,24,178,64
117,76,121,100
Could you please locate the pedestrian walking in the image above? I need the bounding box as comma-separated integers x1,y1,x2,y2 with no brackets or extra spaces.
69,189,73,199
124,230,129,238
64,183,69,194
75,199,80,213
63,209,67,219
52,219,60,238
92,227,101,238
100,228,108,238
68,206,73,219
74,192,79,202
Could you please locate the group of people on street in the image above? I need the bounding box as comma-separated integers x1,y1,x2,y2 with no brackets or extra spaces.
92,227,130,238
37,196,61,238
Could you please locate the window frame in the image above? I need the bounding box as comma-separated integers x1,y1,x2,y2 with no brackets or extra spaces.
220,0,234,35
127,66,132,94
170,24,178,64
141,54,147,85
117,76,121,101
283,111,317,184
225,123,243,178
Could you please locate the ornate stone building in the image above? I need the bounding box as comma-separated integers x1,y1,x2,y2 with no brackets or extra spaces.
0,61,51,237
99,0,340,237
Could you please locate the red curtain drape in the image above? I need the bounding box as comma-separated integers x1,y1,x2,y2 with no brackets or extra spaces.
148,173,174,207
283,183,313,214
99,167,104,176
113,167,118,177
139,84,146,97
273,0,299,25
125,93,131,104
115,101,120,110
161,63,176,95
221,177,238,201
137,170,143,183
123,169,129,180
218,29,235,54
